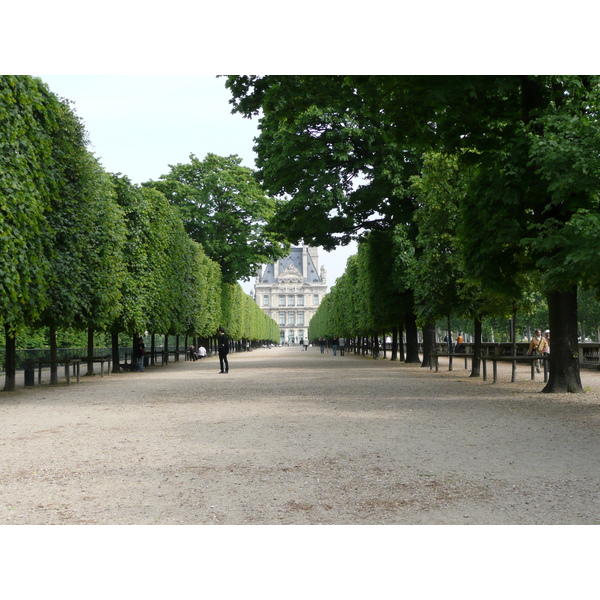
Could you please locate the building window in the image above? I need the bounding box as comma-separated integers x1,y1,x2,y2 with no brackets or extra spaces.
279,295,286,307
288,311,295,325
297,311,304,325
297,295,304,306
313,294,319,306
288,295,295,307
263,295,269,306
279,311,286,325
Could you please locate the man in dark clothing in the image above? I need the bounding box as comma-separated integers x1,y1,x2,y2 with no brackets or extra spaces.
218,328,229,373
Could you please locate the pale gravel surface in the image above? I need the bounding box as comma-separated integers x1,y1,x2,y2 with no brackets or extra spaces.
0,346,598,525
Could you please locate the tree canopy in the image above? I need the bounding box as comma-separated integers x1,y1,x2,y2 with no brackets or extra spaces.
144,153,289,283
227,75,600,392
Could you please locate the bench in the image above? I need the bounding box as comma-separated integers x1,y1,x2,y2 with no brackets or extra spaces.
429,352,472,372
481,355,549,383
24,358,82,386
80,356,112,377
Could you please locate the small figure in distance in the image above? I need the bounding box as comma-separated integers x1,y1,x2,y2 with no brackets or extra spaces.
527,329,549,373
218,328,229,373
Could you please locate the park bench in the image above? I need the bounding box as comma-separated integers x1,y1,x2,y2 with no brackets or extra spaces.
80,355,112,377
481,355,549,383
24,357,81,386
429,352,472,372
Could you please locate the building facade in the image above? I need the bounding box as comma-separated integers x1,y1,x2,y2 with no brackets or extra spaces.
254,246,327,345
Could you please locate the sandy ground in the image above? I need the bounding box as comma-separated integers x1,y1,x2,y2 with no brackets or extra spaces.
0,346,598,525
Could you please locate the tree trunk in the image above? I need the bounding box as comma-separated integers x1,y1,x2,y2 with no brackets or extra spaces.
404,312,420,363
86,326,95,376
49,324,58,385
3,324,16,392
421,322,436,368
391,326,398,361
543,287,583,393
470,318,482,378
111,330,121,373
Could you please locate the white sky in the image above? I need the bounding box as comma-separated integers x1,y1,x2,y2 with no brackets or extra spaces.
38,75,358,294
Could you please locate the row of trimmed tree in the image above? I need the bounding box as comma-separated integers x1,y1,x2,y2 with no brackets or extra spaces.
1,76,279,391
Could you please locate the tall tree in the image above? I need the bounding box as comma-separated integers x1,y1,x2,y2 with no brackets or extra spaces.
144,153,288,283
1,76,71,389
228,75,600,393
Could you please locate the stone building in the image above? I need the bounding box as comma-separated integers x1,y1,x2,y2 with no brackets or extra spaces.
253,246,327,345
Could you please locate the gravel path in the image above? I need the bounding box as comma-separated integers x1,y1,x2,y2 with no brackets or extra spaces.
1,346,598,525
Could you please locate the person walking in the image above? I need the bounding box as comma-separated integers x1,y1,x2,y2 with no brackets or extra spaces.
332,336,339,356
339,337,345,356
218,328,229,373
319,337,325,354
527,329,549,373
133,336,145,372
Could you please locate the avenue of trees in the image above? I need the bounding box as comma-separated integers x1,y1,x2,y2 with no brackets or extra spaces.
226,75,600,393
0,76,281,391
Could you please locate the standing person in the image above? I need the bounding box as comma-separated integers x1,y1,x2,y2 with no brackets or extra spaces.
133,336,145,372
544,330,550,353
218,328,229,373
189,344,197,361
444,331,454,353
455,332,465,353
527,329,549,373
332,336,339,356
339,337,345,356
303,338,309,352
319,337,325,354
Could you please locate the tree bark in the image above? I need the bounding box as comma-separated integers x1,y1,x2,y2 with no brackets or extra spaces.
111,330,121,373
391,326,398,361
543,287,583,393
49,324,58,385
404,312,420,363
3,324,16,392
421,322,436,368
470,317,482,378
86,327,95,376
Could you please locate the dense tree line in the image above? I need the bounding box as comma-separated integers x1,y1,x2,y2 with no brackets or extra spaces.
227,75,600,393
0,76,280,391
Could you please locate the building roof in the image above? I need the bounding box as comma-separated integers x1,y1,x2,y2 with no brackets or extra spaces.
259,246,323,284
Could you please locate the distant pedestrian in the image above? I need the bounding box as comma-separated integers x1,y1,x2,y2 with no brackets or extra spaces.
218,328,229,373
133,336,145,372
527,329,548,373
444,331,454,353
339,337,345,356
332,336,339,356
303,338,309,351
319,337,325,354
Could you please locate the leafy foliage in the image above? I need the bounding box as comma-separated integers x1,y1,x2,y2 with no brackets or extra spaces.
145,153,289,283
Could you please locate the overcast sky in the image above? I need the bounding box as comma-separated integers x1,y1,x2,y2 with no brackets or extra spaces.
39,75,357,295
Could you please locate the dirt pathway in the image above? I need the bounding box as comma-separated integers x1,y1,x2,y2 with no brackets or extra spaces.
1,347,598,525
